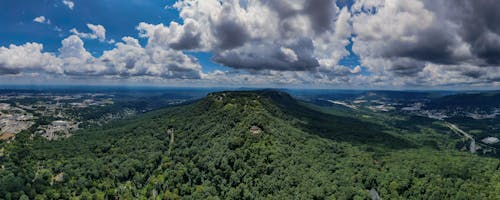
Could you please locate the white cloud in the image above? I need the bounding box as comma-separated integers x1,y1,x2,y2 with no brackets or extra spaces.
0,34,202,80
59,35,92,60
87,24,106,42
138,0,352,73
280,47,299,63
98,37,202,79
4,1,376,86
62,0,75,10
350,0,500,87
70,24,106,42
0,43,61,74
5,1,500,88
33,16,50,24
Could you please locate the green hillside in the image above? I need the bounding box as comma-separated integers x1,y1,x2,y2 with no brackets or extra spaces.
1,91,500,199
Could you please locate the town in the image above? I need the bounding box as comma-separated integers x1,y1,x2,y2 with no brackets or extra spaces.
0,92,113,141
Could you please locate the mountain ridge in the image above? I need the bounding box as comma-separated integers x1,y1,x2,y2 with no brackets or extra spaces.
1,90,500,199
199,90,414,149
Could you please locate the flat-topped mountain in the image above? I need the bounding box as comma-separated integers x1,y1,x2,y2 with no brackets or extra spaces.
1,91,499,199
202,90,413,149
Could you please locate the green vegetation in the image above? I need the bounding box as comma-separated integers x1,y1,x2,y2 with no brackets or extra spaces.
1,91,499,199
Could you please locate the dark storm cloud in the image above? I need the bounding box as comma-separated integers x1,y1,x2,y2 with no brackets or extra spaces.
445,0,500,65
461,69,486,79
213,19,250,50
213,38,319,71
264,0,337,35
390,58,426,76
169,20,203,50
408,0,500,66
152,0,352,74
353,0,500,85
211,0,339,71
0,64,21,75
263,0,299,19
169,30,202,50
304,0,336,33
386,29,461,65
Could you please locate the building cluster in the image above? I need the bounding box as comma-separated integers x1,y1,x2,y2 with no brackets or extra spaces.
36,120,79,141
0,93,114,141
0,103,35,140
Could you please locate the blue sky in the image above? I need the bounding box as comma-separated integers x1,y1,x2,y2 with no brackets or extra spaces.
0,0,498,89
0,0,362,74
1,0,179,54
0,0,359,75
0,0,364,86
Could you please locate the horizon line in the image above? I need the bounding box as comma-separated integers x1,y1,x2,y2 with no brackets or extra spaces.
0,84,499,92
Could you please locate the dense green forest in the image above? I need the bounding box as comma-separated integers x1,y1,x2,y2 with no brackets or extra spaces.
1,91,499,199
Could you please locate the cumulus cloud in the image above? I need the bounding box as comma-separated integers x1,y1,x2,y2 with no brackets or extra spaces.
62,0,75,10
0,43,61,74
212,39,319,71
351,0,500,86
447,0,500,65
139,0,352,72
59,35,92,60
98,37,202,79
0,35,202,79
137,22,202,50
33,16,50,24
11,1,361,86
70,24,107,42
4,0,500,88
200,67,367,88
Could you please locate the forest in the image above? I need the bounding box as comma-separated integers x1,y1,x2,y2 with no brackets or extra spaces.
1,90,500,199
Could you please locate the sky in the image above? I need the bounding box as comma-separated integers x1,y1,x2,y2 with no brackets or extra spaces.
0,0,499,89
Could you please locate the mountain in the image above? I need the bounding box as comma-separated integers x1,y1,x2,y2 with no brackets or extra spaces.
309,90,440,101
428,92,500,108
1,91,500,199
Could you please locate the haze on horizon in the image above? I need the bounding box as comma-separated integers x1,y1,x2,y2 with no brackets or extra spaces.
1,0,499,90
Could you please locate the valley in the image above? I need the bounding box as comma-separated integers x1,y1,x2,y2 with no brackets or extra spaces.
2,0,500,199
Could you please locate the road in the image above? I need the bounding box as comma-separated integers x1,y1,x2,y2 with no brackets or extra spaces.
445,122,473,139
445,122,476,153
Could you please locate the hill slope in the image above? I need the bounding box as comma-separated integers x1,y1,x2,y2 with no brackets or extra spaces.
1,91,500,199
